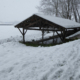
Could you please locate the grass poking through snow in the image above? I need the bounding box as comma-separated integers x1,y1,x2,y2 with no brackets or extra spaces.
20,38,78,47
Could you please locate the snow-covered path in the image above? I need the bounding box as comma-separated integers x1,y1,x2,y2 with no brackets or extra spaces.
0,39,80,80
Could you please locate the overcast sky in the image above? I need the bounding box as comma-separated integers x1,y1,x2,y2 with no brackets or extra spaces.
0,0,41,22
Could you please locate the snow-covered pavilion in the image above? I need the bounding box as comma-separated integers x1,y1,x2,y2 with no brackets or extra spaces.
15,14,80,44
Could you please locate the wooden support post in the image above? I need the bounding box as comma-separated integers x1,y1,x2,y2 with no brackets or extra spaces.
63,29,66,42
17,28,27,43
40,26,41,30
24,29,27,34
61,30,63,41
56,31,63,42
65,29,67,38
53,31,54,44
23,28,25,43
47,26,49,33
42,30,44,44
61,30,63,37
56,37,57,43
18,28,23,35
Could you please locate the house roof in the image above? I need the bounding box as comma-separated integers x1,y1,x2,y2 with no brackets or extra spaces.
35,14,80,28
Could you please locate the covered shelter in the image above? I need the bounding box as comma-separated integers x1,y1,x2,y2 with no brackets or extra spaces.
15,14,80,44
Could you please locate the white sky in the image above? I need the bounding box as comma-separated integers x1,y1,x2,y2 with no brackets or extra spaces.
0,0,41,22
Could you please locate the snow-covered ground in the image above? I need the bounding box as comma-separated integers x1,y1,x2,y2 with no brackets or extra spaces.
0,25,20,39
0,25,80,80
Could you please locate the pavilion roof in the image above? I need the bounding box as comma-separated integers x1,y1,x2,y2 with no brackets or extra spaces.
15,13,80,29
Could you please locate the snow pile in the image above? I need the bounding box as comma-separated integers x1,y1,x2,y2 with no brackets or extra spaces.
35,13,80,28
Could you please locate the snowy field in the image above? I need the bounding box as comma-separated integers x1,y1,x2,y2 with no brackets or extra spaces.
0,25,20,39
0,25,80,80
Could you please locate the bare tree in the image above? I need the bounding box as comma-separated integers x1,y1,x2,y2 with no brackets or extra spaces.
37,0,60,16
71,0,80,22
37,0,80,22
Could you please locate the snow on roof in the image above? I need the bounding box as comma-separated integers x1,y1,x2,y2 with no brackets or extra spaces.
35,13,80,28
